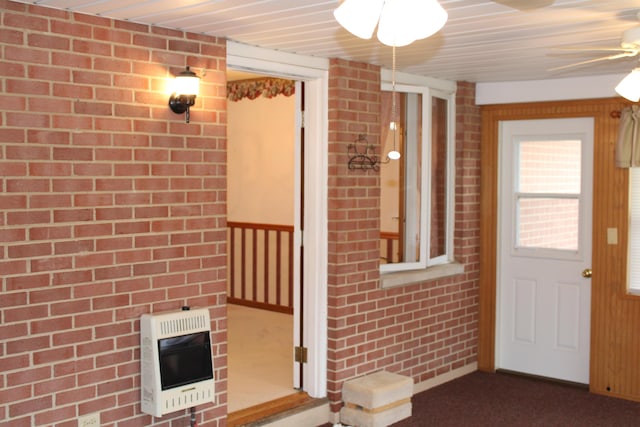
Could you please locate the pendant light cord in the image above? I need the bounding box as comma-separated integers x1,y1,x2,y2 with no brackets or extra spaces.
391,45,399,154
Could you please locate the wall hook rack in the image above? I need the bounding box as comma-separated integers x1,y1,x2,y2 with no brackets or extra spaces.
348,134,384,171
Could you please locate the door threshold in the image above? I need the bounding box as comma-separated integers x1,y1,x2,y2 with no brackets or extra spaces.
496,369,589,389
228,391,327,427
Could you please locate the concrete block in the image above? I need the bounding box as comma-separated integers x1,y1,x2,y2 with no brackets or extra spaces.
340,402,412,427
340,371,413,427
342,371,413,410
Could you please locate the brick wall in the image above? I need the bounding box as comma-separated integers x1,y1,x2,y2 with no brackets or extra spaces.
0,1,228,426
0,0,482,423
327,60,481,411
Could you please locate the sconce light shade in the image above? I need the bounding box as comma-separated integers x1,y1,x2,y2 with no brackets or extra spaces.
169,66,200,123
334,0,447,47
615,68,640,102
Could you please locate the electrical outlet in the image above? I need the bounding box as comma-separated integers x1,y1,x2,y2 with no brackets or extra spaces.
78,413,100,427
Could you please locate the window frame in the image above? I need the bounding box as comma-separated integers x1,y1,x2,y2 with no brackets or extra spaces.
628,167,640,295
379,71,456,280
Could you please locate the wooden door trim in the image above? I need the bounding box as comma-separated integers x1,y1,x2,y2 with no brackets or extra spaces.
478,98,628,373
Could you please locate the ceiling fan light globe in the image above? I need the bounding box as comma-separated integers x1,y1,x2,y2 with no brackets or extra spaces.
334,0,385,40
377,0,415,46
409,0,448,40
615,68,640,102
376,0,447,47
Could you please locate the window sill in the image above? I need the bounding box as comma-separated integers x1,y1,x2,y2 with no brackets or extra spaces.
627,288,640,297
381,262,465,288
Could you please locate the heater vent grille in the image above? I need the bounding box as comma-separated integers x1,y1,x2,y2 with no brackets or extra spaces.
158,311,208,337
163,382,215,412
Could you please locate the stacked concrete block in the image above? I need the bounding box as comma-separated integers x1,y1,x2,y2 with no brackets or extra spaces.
340,371,413,427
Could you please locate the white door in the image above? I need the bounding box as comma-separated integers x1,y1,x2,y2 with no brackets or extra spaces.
497,117,593,384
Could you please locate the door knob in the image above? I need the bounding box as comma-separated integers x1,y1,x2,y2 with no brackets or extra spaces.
582,268,592,278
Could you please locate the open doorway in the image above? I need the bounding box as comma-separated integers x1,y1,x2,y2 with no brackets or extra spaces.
226,40,330,416
226,69,301,413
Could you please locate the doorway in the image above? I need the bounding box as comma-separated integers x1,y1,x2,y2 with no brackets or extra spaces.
496,118,593,384
226,40,329,409
226,71,300,412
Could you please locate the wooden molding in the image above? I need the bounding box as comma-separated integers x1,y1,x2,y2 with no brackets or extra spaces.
478,98,640,402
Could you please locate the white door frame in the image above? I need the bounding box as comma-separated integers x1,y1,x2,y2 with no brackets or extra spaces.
227,41,329,398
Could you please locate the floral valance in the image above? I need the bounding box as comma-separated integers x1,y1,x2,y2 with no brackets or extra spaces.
227,78,295,102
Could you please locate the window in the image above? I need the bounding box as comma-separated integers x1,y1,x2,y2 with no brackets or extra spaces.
515,139,581,253
628,168,640,294
379,76,455,276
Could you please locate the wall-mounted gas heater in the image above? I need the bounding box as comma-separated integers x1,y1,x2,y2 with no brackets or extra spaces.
140,308,215,417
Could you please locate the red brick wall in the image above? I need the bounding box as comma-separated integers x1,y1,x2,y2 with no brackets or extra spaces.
1,0,482,422
0,1,227,426
327,59,480,410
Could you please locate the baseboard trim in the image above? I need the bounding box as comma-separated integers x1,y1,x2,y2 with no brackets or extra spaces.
328,363,479,425
413,362,478,395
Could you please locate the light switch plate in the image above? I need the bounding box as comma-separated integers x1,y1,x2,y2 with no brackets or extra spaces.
607,227,618,245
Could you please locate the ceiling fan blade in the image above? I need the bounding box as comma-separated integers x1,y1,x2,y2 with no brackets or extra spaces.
493,0,554,11
549,52,638,71
553,47,638,53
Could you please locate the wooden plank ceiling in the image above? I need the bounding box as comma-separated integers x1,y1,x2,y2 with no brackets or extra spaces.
13,0,640,82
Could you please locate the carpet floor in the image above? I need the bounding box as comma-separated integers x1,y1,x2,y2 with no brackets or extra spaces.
389,371,640,427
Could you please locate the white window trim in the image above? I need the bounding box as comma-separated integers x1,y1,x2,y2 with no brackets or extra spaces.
429,88,457,268
628,167,640,295
379,70,457,284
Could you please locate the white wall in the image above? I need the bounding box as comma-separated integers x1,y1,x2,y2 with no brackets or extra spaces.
476,73,627,105
227,94,295,224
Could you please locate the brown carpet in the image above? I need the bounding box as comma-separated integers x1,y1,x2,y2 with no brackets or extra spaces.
388,371,640,427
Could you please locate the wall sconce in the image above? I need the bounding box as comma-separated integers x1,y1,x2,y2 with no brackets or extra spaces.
169,66,200,123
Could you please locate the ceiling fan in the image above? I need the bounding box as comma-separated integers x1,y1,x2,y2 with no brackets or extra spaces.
493,0,555,11
551,22,640,71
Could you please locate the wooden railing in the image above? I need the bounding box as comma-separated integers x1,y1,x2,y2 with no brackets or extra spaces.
380,232,400,264
227,221,294,314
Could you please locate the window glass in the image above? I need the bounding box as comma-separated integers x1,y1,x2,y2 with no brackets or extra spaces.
430,96,448,259
516,139,581,252
628,168,640,293
380,85,453,272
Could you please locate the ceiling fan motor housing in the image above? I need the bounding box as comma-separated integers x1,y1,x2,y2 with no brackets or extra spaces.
622,26,640,49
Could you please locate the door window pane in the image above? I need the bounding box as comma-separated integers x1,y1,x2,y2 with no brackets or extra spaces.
519,140,581,194
517,197,579,250
516,139,581,252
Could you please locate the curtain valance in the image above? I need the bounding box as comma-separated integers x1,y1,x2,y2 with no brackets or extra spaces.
227,78,295,102
616,105,640,168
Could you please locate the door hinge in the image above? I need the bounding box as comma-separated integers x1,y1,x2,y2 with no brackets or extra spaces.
294,346,308,364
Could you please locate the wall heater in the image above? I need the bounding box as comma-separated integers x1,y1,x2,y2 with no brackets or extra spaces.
140,308,215,417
